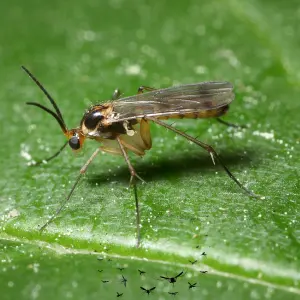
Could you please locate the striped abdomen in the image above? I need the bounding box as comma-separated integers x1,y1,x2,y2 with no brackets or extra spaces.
157,105,229,120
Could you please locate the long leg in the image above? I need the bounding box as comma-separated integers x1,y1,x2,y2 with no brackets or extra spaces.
116,137,145,184
147,117,258,198
116,137,144,247
216,118,247,129
39,147,101,231
33,141,68,166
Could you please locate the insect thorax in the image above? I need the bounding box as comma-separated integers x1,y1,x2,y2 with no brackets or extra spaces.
80,105,137,139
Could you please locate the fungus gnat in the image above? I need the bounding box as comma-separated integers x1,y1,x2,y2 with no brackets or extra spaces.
22,66,257,247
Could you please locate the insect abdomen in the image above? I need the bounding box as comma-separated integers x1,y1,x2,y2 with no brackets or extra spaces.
158,105,229,120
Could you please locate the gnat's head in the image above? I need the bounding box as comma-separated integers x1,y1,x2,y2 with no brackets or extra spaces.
22,66,85,151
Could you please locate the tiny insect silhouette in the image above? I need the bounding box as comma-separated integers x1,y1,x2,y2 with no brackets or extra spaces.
120,275,127,287
140,286,156,295
22,66,258,247
117,267,125,271
116,292,123,298
101,280,109,283
200,270,208,274
160,271,184,286
188,282,197,289
97,269,103,273
201,252,207,256
168,292,178,297
138,269,146,275
189,259,197,265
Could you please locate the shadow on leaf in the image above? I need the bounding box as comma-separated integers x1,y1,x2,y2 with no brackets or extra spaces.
87,147,259,185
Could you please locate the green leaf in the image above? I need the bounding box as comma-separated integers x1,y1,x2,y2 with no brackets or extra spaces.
0,0,299,299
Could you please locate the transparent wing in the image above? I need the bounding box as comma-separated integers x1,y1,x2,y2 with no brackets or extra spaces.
108,82,234,123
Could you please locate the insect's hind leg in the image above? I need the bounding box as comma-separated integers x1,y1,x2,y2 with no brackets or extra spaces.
116,136,145,248
147,117,258,198
216,118,247,129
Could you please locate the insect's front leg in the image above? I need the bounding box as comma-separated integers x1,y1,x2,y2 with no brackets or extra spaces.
31,141,68,166
39,147,101,231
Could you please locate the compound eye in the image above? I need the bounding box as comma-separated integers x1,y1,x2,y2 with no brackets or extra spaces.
84,111,103,129
69,136,80,150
